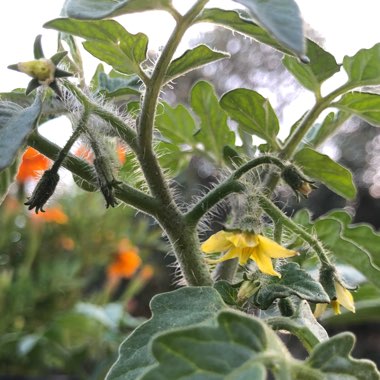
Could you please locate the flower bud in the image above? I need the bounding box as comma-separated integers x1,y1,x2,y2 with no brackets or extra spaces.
237,280,259,302
16,59,56,84
25,169,60,213
281,165,317,199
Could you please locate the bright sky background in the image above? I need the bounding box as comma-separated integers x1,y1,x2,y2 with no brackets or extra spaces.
0,0,379,142
1,0,379,91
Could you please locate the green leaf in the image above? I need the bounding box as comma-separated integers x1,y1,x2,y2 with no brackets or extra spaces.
91,64,141,99
333,91,380,127
106,287,226,380
198,8,299,57
156,141,189,176
322,209,380,271
343,43,380,86
233,0,306,59
253,263,329,309
44,18,148,76
307,111,350,148
307,332,380,379
155,102,197,145
62,0,172,19
283,40,340,94
190,81,235,165
294,147,356,200
141,311,285,380
220,88,279,147
0,157,20,205
165,45,229,83
0,97,42,172
267,300,328,352
314,217,380,289
214,280,239,305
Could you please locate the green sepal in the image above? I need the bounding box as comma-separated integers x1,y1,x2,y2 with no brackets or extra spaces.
26,79,41,96
50,51,68,65
33,35,44,59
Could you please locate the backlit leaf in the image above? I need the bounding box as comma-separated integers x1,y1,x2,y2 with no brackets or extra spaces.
283,40,340,94
232,0,305,58
333,91,380,127
343,43,380,86
220,88,279,147
294,147,356,200
62,0,172,19
165,45,229,83
44,18,148,76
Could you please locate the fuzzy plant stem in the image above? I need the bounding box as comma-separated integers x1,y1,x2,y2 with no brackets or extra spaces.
51,107,90,171
257,194,332,267
27,132,159,215
131,0,213,286
185,155,286,227
62,80,139,152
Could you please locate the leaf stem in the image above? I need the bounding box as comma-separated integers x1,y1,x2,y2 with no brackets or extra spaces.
27,132,159,215
185,155,286,226
281,83,356,159
257,194,332,267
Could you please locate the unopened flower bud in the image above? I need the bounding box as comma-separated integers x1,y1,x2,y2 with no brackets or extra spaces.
16,58,56,84
281,165,317,199
237,280,259,302
25,169,60,213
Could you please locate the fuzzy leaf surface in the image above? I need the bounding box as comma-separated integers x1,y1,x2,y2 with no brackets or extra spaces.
283,40,340,93
220,88,279,147
315,217,380,289
233,0,305,58
141,311,285,380
253,263,329,310
343,43,380,86
294,147,356,200
190,81,235,165
165,45,229,83
106,287,227,380
44,19,148,76
267,301,328,352
334,92,380,127
307,333,380,379
0,97,42,172
62,0,172,19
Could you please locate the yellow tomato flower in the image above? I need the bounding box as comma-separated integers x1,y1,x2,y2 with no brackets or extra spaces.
201,230,297,277
314,281,355,318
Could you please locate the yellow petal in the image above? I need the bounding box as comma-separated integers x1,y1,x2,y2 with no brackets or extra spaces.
239,247,253,265
251,248,281,277
314,303,328,318
227,232,259,248
331,300,341,315
201,230,233,253
335,282,355,313
257,235,298,258
204,247,240,264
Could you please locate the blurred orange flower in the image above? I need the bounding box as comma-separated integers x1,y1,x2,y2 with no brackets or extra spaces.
31,206,69,224
107,246,142,279
139,265,154,281
60,236,75,250
74,143,126,165
16,147,50,182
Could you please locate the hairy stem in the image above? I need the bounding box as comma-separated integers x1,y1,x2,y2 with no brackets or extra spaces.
185,155,286,226
27,132,159,215
257,194,332,267
63,80,139,152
